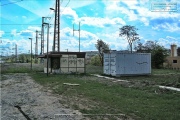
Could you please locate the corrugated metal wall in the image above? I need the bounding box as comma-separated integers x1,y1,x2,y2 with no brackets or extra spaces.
104,52,151,76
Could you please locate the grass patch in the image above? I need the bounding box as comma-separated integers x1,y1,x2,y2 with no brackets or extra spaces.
86,64,103,74
152,69,180,74
120,69,180,88
31,73,180,120
0,63,43,74
2,63,180,119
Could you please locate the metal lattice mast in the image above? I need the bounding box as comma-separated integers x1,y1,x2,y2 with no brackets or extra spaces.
53,0,60,52
73,22,81,52
41,17,45,55
35,30,38,56
41,17,50,54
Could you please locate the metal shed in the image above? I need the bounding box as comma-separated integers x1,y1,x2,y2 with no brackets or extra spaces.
104,52,151,76
39,52,86,74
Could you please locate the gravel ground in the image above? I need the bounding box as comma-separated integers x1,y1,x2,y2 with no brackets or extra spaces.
0,73,82,120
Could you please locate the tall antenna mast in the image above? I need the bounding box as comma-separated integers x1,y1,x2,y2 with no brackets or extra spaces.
73,22,81,52
53,0,60,52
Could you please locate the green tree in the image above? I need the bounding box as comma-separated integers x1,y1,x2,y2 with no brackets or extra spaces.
119,25,140,53
19,54,26,63
90,55,101,66
95,39,110,66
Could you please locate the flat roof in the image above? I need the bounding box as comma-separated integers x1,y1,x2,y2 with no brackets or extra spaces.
38,52,86,58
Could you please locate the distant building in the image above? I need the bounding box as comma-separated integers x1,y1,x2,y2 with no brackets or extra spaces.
163,44,180,69
177,47,180,56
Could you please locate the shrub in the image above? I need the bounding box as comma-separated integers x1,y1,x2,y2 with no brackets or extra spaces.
90,55,101,66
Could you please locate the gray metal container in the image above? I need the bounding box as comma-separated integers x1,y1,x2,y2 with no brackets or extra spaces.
104,52,151,76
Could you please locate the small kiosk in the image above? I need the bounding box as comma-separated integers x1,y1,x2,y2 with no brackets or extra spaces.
39,52,86,74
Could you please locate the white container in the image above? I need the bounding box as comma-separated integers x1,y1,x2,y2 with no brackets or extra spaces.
104,52,151,76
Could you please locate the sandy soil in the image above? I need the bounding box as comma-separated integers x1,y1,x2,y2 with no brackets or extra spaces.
0,73,82,120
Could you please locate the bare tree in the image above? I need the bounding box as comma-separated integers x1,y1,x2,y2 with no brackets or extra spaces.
95,39,110,66
119,25,140,53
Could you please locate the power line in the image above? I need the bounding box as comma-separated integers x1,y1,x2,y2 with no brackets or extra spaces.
0,24,41,25
0,23,55,26
0,31,54,33
1,0,23,6
61,0,70,14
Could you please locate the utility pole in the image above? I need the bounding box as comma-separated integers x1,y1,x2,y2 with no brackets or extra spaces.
43,23,50,76
15,44,17,62
50,0,60,52
41,17,44,55
73,22,81,52
29,38,32,70
35,30,38,64
41,17,51,55
35,30,41,63
35,30,38,56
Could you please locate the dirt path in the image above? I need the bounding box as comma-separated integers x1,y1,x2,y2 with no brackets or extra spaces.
1,73,82,120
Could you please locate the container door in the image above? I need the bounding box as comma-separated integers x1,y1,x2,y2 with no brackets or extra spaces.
104,54,110,75
110,53,116,76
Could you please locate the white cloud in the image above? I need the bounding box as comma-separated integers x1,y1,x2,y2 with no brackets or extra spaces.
68,0,96,9
22,16,27,19
105,1,180,26
75,17,125,27
152,23,180,32
136,7,180,19
106,2,138,21
166,36,178,40
11,29,17,36
27,26,41,31
97,31,129,50
139,0,149,5
121,0,138,7
61,7,78,20
61,6,126,28
0,30,5,37
59,27,99,51
158,36,180,48
140,17,149,26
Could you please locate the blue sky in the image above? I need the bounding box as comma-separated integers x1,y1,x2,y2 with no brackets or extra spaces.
0,0,180,56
